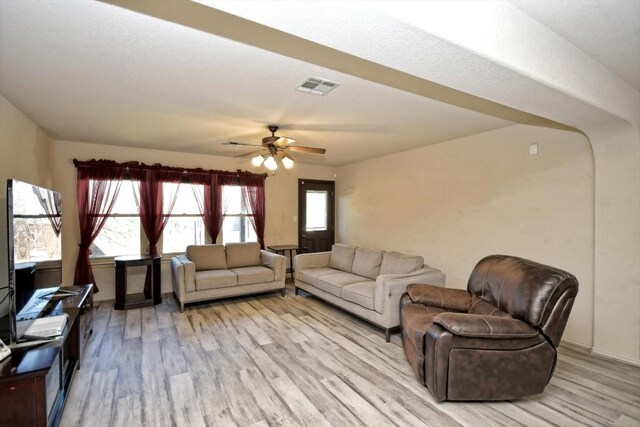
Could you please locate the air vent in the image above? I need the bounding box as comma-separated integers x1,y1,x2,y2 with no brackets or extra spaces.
295,76,340,96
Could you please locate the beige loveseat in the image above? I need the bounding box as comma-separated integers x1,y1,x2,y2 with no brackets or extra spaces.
171,242,285,311
294,244,446,341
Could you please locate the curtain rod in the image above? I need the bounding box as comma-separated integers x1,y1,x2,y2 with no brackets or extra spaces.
73,159,268,178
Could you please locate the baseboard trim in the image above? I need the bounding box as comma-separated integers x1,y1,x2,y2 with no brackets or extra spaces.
93,291,174,304
560,339,640,367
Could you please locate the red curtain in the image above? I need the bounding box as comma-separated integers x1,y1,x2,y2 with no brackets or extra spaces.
74,166,125,292
73,159,267,293
130,168,183,255
187,172,236,243
130,168,183,295
240,175,266,249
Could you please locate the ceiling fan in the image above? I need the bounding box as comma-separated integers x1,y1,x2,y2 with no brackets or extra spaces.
223,125,326,171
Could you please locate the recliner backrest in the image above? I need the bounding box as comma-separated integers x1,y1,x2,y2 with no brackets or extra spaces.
467,255,578,346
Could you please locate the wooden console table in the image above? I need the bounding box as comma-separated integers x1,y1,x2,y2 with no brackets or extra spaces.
0,284,93,427
114,255,162,310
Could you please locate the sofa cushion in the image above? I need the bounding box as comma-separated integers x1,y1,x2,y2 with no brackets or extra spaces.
187,244,227,271
352,248,385,280
195,269,237,291
232,266,275,286
226,242,261,269
297,267,341,287
329,244,356,273
379,251,424,275
342,281,376,309
316,272,365,297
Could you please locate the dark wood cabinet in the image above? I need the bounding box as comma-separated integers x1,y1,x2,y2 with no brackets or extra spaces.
0,285,93,427
114,255,161,310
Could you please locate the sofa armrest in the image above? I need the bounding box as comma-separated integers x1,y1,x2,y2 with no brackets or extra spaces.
375,268,446,323
433,313,538,339
406,283,470,312
261,250,286,284
171,255,195,295
294,251,331,277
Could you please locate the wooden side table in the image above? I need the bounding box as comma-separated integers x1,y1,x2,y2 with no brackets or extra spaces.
267,245,301,280
114,255,161,310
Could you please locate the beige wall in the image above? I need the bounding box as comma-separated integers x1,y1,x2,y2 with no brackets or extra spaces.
0,95,53,291
51,139,336,300
584,122,640,364
336,124,594,348
2,94,634,362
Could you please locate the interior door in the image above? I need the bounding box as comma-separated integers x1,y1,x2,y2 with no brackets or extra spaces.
298,180,335,253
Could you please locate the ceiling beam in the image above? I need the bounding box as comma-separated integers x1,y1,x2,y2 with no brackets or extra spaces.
101,0,576,132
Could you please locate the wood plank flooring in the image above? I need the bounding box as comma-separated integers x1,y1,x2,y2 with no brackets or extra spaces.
60,285,640,427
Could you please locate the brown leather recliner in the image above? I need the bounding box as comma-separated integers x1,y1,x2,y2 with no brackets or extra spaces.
400,255,578,401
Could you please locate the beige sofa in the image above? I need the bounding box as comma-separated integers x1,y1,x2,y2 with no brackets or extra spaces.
294,244,446,341
171,242,285,311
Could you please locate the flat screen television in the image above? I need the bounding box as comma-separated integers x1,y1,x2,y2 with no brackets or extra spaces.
1,179,62,345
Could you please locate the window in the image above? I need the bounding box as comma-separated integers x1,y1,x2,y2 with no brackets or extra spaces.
162,183,205,253
305,190,328,231
222,185,257,244
89,179,258,257
90,181,140,257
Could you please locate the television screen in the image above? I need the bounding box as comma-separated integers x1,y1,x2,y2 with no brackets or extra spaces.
1,179,62,344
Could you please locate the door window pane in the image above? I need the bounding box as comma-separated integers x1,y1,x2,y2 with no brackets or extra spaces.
306,191,328,231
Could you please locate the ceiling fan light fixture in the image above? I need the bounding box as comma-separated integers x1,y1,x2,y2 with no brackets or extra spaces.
282,156,294,169
264,155,278,171
251,155,265,167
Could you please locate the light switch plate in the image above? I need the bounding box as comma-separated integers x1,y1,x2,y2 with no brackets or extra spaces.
529,143,538,155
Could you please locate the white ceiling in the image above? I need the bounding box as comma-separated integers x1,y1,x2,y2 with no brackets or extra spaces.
0,1,637,167
511,0,640,91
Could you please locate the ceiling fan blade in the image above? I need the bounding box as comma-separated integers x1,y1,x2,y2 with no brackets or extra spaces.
276,150,295,161
287,146,327,155
274,136,295,148
234,149,268,159
223,141,263,147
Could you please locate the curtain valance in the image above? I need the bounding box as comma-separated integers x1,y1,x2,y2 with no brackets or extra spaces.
72,159,267,181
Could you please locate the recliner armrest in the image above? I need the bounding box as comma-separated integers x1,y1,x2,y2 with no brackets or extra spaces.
407,283,470,312
433,313,539,339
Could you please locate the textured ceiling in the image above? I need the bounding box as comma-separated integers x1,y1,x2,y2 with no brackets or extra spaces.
0,1,514,166
1,1,636,167
511,0,640,91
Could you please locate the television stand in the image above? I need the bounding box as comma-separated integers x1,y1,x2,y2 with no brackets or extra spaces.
0,284,93,427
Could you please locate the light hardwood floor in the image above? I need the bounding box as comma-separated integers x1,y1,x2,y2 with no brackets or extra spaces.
60,285,640,427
